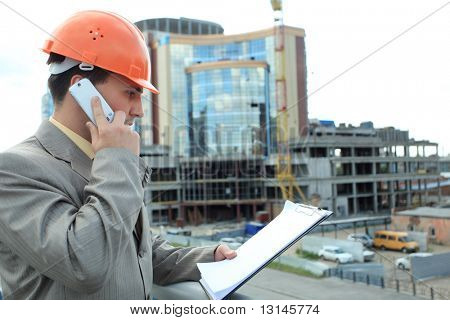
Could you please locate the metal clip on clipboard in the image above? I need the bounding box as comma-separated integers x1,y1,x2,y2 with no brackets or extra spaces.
295,203,325,217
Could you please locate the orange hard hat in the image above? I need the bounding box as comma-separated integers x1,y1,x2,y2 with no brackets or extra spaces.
42,10,159,94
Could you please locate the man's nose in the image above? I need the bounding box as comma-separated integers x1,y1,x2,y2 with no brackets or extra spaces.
130,99,144,118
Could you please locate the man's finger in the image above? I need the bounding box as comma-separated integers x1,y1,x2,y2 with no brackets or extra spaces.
112,110,126,125
223,248,237,259
86,122,98,142
215,244,237,261
91,96,108,127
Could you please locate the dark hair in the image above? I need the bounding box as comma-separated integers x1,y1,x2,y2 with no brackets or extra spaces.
46,52,110,104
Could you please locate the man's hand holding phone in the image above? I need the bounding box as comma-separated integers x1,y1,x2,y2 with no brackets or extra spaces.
86,96,140,156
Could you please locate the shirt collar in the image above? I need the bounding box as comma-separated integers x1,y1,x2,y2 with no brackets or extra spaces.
49,117,95,160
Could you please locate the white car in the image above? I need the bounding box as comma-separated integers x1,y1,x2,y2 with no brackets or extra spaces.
395,252,432,270
319,245,353,264
347,233,373,247
363,250,375,262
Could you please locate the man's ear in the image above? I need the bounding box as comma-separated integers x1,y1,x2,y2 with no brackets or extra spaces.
70,75,84,86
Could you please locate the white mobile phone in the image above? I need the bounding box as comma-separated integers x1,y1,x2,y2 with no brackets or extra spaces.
69,78,114,125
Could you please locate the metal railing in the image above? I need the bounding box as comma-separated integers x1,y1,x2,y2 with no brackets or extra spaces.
327,268,449,300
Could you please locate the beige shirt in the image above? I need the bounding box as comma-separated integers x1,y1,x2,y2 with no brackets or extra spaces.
49,117,95,159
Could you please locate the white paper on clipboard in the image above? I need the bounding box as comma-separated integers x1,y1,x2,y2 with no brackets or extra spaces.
197,200,333,300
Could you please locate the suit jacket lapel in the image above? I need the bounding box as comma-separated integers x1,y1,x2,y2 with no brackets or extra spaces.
35,120,92,181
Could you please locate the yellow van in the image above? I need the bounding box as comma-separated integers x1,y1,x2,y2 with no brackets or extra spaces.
373,230,419,253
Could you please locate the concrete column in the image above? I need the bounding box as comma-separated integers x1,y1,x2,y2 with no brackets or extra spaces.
373,181,378,214
438,179,442,203
165,18,170,33
352,182,357,215
406,180,412,207
424,178,428,204
332,183,337,216
389,181,395,209
418,180,422,205
188,20,192,34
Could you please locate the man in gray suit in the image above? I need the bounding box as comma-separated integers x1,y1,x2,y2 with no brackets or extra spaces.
0,10,236,299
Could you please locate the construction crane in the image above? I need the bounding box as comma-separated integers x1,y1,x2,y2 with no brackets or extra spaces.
270,0,308,203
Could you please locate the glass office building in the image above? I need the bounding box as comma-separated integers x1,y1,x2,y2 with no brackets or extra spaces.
186,64,270,157
136,18,308,158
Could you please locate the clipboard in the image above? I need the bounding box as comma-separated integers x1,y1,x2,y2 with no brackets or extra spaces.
197,200,333,300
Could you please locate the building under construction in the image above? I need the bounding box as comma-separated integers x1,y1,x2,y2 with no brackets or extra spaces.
141,121,441,225
134,17,442,225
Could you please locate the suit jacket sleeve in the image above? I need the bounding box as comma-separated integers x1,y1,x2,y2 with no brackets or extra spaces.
0,148,143,294
151,235,218,285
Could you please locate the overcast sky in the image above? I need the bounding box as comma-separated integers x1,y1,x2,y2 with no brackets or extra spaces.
0,0,448,155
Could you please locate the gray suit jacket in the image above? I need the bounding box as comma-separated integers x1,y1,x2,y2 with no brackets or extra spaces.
0,121,215,299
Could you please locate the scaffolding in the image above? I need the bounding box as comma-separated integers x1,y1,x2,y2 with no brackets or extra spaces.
179,157,267,224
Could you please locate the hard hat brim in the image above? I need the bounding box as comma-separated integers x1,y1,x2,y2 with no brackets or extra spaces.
132,77,159,95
